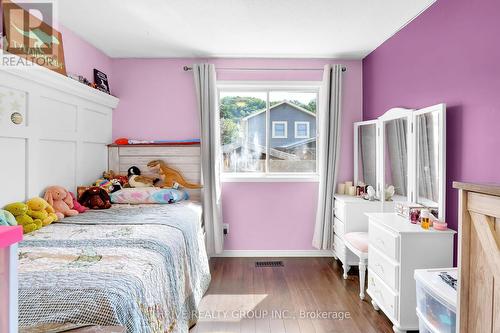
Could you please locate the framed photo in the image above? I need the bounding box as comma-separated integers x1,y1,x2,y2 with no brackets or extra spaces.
94,69,110,94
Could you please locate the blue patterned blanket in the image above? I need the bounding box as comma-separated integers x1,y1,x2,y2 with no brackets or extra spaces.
18,202,211,333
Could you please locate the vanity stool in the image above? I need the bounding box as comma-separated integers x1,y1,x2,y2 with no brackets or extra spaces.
343,232,369,300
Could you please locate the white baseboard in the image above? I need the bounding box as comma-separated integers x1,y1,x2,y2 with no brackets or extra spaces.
213,250,334,258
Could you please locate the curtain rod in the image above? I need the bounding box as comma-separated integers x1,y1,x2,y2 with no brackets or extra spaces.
183,66,346,72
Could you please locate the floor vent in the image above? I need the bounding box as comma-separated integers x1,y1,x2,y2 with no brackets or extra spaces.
255,261,284,268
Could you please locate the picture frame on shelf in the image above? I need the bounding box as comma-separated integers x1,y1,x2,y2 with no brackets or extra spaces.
94,69,110,94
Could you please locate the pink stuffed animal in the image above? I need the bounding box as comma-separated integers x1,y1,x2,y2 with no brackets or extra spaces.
69,191,87,213
44,186,79,219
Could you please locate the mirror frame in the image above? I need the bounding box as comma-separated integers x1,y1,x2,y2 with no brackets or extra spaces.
353,119,378,189
377,108,414,203
412,103,446,219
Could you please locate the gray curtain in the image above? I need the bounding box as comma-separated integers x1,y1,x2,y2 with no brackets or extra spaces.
313,64,343,250
193,64,224,255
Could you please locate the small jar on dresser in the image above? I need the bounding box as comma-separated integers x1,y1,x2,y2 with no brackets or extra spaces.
332,194,394,279
365,213,455,333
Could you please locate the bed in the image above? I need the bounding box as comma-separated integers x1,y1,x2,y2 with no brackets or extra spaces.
17,202,211,333
0,67,210,332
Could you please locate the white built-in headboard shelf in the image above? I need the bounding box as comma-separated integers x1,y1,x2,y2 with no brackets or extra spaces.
108,144,202,201
0,65,119,207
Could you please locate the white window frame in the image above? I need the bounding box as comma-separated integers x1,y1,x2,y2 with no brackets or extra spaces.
272,121,288,138
294,121,310,139
217,81,321,182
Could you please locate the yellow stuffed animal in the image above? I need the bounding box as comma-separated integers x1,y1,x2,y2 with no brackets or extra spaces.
4,202,42,233
26,197,58,226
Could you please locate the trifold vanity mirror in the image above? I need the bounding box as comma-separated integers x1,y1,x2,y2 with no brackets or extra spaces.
354,103,446,219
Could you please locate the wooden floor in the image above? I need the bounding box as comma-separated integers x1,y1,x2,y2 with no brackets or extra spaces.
190,257,393,333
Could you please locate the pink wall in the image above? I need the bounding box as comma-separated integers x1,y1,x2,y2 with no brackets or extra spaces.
60,26,113,88
222,182,318,250
363,0,500,259
112,58,363,250
111,59,202,141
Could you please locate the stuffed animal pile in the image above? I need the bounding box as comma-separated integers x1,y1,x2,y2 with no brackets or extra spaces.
103,170,128,187
92,170,129,193
95,167,162,191
1,161,203,234
0,193,65,234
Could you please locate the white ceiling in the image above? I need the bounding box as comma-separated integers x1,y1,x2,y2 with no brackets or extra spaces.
56,0,436,59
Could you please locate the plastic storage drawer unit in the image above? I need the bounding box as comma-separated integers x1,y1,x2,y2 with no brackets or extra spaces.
414,268,457,333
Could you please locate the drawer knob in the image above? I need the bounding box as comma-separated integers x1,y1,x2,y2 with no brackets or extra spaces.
11,112,23,125
375,263,385,274
376,238,385,246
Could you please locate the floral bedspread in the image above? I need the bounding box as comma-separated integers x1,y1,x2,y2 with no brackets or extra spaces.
18,202,211,333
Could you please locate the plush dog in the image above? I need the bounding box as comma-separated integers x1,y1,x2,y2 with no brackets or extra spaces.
78,186,112,209
4,202,41,233
26,197,58,226
44,186,79,219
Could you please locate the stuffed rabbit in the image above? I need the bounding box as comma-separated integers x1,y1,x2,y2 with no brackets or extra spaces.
44,186,79,219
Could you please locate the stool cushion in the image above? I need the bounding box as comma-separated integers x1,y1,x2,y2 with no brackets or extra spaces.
344,232,369,253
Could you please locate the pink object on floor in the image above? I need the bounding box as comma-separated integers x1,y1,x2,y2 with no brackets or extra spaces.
0,226,23,248
344,232,369,253
70,192,88,213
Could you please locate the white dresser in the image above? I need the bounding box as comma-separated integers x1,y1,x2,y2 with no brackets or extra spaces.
365,213,455,333
333,195,394,278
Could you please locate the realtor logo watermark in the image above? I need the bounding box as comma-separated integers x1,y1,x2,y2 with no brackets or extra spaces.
1,0,64,72
193,310,352,321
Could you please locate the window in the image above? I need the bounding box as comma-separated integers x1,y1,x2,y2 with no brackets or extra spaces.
272,121,287,138
295,121,310,138
218,83,319,179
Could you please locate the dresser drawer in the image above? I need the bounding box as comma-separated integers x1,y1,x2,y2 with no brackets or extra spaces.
369,221,399,261
333,217,345,238
334,199,346,222
368,245,399,291
332,234,345,258
368,269,398,320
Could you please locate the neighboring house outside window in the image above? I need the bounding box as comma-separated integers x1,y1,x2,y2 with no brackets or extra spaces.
295,121,310,138
272,121,287,138
218,84,319,179
243,101,316,149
